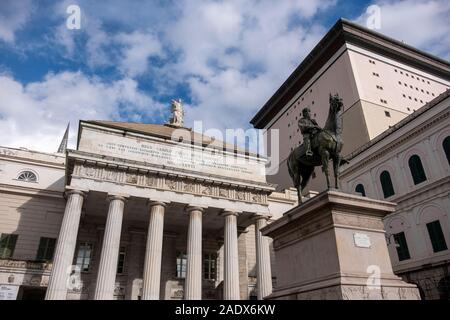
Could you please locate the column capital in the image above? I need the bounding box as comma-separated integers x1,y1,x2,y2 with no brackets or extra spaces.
147,200,168,208
252,213,272,222
220,210,240,217
185,205,206,214
107,194,129,203
64,189,87,199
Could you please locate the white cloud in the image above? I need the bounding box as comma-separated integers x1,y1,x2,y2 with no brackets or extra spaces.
8,0,448,153
53,3,164,76
0,71,164,152
164,0,334,141
115,31,163,77
48,0,336,140
0,0,33,42
356,0,450,59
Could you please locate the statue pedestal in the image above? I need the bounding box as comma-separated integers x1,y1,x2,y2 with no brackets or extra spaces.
262,190,420,300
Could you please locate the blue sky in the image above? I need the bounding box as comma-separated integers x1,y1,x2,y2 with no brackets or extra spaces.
0,0,449,152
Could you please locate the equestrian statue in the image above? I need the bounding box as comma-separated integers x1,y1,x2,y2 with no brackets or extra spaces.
287,93,348,203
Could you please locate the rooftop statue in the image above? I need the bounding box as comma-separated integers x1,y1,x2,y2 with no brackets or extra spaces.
169,98,184,127
287,93,348,203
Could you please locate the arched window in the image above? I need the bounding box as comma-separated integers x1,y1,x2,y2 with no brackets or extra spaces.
17,171,37,183
443,136,450,166
380,170,395,198
355,184,366,197
408,155,427,185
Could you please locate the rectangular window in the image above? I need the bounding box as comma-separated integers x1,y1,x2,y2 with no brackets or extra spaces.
75,242,93,272
117,246,126,274
203,253,217,280
176,251,187,278
36,237,56,261
0,234,18,259
426,221,448,253
393,232,411,261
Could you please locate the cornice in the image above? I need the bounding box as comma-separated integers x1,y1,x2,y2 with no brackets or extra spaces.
67,150,275,192
0,184,64,199
342,108,449,175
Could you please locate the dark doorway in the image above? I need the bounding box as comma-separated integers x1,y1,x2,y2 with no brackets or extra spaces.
18,286,47,300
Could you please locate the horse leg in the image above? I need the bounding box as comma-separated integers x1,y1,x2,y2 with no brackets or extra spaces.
297,185,302,204
320,149,330,189
333,154,341,189
292,165,302,204
300,165,314,191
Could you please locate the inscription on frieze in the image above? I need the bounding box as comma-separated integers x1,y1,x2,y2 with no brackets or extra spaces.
78,128,266,182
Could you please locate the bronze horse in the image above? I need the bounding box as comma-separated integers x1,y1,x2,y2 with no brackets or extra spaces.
287,94,345,203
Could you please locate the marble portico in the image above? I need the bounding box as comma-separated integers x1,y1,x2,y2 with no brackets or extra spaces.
44,120,275,300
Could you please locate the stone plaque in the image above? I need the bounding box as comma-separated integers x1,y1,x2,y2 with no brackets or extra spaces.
353,233,371,248
78,128,266,182
0,285,19,300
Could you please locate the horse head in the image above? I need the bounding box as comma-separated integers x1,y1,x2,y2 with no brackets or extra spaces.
329,93,343,113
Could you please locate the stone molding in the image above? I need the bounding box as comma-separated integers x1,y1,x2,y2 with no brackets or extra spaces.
72,161,269,205
0,259,52,271
343,108,449,174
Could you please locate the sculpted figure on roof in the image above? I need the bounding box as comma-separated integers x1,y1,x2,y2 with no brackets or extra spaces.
169,99,184,127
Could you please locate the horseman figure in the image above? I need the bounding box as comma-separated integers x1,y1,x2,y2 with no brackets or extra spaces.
287,93,348,204
298,107,321,157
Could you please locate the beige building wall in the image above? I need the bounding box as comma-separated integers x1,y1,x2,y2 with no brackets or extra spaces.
265,47,361,192
263,42,450,193
0,147,66,261
347,44,450,140
340,92,450,299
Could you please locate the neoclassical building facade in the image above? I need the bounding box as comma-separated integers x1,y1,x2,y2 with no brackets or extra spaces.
0,120,297,300
340,89,450,299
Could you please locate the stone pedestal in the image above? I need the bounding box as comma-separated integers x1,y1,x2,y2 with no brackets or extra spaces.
261,190,420,300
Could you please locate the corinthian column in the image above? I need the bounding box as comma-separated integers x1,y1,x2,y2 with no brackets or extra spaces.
185,206,204,300
221,210,240,300
142,201,166,300
94,195,127,300
46,189,86,300
254,215,273,300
